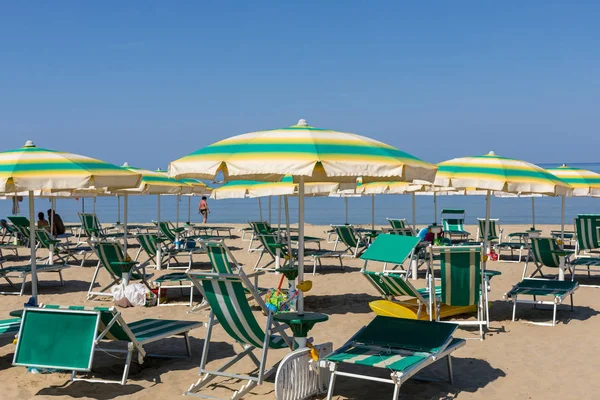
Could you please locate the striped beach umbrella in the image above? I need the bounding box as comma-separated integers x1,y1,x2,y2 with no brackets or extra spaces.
0,141,142,302
170,119,436,315
547,164,600,197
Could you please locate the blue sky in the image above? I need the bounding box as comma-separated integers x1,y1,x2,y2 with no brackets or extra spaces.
1,1,598,170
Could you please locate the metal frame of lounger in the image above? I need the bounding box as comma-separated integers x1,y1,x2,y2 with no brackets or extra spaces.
14,305,202,385
429,245,488,340
0,317,22,339
88,241,153,300
522,237,574,280
321,316,466,400
571,215,600,287
0,259,67,296
185,269,295,399
504,279,578,326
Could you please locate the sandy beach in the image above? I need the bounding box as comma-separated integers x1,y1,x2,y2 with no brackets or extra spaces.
0,223,597,400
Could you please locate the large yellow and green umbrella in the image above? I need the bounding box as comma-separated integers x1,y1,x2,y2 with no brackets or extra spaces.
170,119,437,315
0,141,142,302
547,164,600,197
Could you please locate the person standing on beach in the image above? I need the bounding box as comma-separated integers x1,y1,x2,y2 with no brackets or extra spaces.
198,196,210,223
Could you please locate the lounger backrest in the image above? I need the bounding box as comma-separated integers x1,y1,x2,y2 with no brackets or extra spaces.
157,221,177,243
136,233,158,258
7,216,30,239
198,274,269,348
355,316,458,353
442,218,465,233
477,218,499,240
362,271,424,301
529,237,561,268
79,213,101,236
35,229,55,249
94,241,125,278
333,225,359,248
250,221,271,235
205,242,235,274
387,218,406,230
574,214,600,251
257,233,290,259
437,246,481,307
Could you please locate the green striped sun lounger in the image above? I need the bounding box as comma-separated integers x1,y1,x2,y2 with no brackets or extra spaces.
35,228,93,267
7,216,32,247
441,209,470,242
0,259,68,296
135,232,201,270
322,316,466,400
523,237,573,280
504,279,578,326
571,214,600,286
430,246,487,340
386,218,414,236
88,242,153,300
78,213,123,242
332,224,370,258
185,267,297,399
13,305,202,385
254,232,344,275
0,318,21,340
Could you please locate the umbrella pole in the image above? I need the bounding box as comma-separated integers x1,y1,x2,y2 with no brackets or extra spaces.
117,195,121,224
82,197,85,213
297,177,305,316
258,197,263,221
124,194,129,256
156,194,162,270
531,197,536,229
412,192,417,232
93,196,96,215
278,196,282,231
483,190,491,266
29,192,38,303
49,198,55,265
371,194,375,230
268,196,272,225
561,195,565,248
188,196,191,224
284,195,292,249
176,194,180,228
433,192,437,224
344,196,348,224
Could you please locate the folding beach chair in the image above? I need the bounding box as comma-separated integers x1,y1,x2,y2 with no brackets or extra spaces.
78,213,123,242
571,214,600,285
332,224,370,258
155,222,209,269
441,209,471,242
476,218,502,244
135,232,200,270
0,258,68,296
504,279,578,326
386,218,414,236
522,237,573,280
0,317,21,340
430,246,487,340
88,242,153,300
322,316,466,400
7,216,32,247
35,229,93,267
361,233,421,275
13,305,202,385
185,268,297,399
254,232,344,274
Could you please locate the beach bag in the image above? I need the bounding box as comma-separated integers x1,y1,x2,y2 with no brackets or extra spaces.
112,284,131,308
124,283,148,307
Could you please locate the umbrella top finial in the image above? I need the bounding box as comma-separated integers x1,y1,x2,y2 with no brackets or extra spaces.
560,163,568,168
122,162,130,167
486,151,496,156
297,119,308,127
24,140,36,148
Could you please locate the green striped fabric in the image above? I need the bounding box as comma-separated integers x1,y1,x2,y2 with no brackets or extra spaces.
35,229,59,250
0,318,21,337
79,213,101,237
442,219,469,236
200,276,289,349
477,219,499,241
154,272,190,283
363,270,430,300
570,258,600,267
136,234,159,258
93,242,145,280
0,263,66,275
258,233,290,261
387,218,407,230
205,242,235,274
157,221,185,244
506,279,578,297
250,221,273,235
530,238,561,268
326,345,428,370
333,225,360,249
41,305,200,342
575,214,600,251
547,165,600,197
7,216,30,240
439,247,481,307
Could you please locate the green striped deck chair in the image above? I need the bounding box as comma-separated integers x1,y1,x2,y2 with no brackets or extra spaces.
78,213,122,242
185,269,296,399
88,242,153,300
572,215,600,285
135,232,199,270
431,245,486,340
7,216,31,246
0,258,68,296
386,218,414,236
0,317,21,339
247,221,273,252
254,232,344,275
523,237,573,280
476,218,502,243
35,228,93,267
0,220,19,257
441,209,470,242
14,305,202,385
322,316,466,399
504,279,578,326
332,224,369,258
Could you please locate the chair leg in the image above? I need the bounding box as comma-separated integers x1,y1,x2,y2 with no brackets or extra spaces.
326,365,337,400
512,297,517,321
552,301,558,327
121,343,134,385
447,355,455,384
570,293,574,311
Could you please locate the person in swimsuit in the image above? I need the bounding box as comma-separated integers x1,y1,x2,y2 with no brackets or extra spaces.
198,196,209,223
37,212,49,230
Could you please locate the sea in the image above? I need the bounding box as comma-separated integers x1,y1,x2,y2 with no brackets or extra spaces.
2,163,598,227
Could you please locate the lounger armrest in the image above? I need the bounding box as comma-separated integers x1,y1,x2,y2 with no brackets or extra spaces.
155,237,169,243
551,250,571,257
46,239,61,245
110,261,137,271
